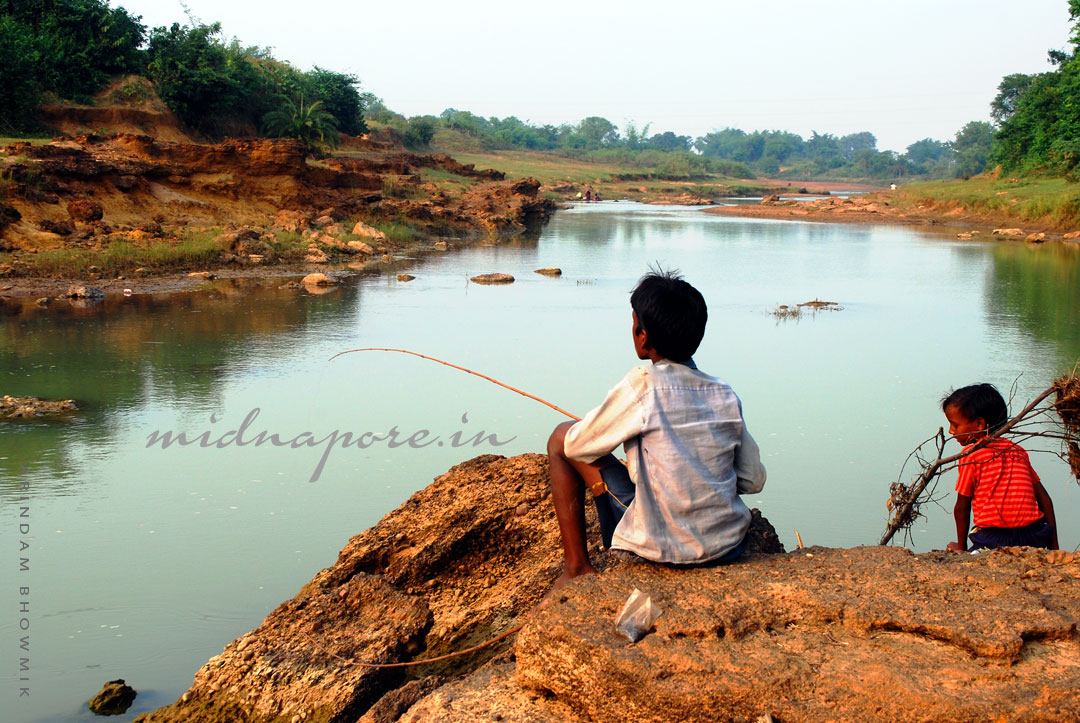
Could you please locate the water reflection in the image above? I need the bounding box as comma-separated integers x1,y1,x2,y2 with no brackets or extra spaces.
985,242,1080,360
0,278,364,493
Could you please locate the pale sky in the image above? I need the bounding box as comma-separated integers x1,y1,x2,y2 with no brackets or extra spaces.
116,0,1071,152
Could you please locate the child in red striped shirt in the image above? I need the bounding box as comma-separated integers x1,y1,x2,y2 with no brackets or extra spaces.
942,383,1058,552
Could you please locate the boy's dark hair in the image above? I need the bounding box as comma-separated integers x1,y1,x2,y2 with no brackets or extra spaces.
630,267,707,362
941,383,1009,432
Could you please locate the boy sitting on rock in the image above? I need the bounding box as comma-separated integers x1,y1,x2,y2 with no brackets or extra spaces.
546,269,766,587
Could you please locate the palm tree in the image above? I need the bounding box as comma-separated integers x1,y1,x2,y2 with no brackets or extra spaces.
262,94,340,154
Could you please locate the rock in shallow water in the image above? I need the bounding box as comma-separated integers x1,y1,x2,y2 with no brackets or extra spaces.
89,679,136,715
470,273,514,284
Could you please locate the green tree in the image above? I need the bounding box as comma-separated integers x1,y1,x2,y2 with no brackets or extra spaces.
805,131,843,169
0,16,41,131
302,67,365,136
402,115,436,148
262,94,339,153
146,22,247,135
991,2,1080,172
905,138,949,165
623,121,651,150
575,116,618,148
990,73,1035,124
762,131,803,162
0,0,146,130
646,131,690,152
839,132,877,162
3,0,146,100
952,121,995,177
695,128,748,158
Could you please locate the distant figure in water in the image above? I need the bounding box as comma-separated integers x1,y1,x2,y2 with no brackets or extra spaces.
585,189,592,202
942,383,1058,552
594,190,602,202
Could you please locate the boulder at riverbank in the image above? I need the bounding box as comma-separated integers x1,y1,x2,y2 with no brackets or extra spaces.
136,454,1079,723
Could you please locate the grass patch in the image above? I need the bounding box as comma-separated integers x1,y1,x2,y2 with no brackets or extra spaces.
268,230,309,261
11,230,227,277
369,217,424,244
446,149,773,201
381,175,423,199
418,166,475,186
892,175,1080,229
0,137,51,147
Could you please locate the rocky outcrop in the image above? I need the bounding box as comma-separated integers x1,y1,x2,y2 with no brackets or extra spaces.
513,546,1080,722
1,395,78,418
0,135,554,271
136,453,1077,722
460,178,556,235
470,273,514,284
88,679,137,716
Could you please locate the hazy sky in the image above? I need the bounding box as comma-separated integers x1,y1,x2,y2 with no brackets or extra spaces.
117,0,1071,152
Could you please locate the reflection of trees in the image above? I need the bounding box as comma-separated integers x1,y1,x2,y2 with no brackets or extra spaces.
986,243,1080,359
0,280,362,493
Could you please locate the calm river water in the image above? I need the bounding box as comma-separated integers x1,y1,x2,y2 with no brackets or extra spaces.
2,202,1079,721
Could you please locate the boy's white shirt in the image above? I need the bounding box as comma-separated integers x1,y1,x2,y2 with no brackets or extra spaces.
564,359,766,563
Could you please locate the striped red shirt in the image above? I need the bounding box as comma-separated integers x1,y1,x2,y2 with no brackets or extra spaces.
955,438,1043,529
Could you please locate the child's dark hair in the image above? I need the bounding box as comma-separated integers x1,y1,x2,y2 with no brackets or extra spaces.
630,267,707,362
941,383,1009,433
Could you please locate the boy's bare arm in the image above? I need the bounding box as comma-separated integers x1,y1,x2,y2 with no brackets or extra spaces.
947,494,972,551
1033,481,1059,550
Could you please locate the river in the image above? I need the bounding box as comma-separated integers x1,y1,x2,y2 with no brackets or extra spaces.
2,201,1079,721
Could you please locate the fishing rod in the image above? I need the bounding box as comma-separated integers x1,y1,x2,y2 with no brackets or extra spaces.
328,347,581,421
322,347,634,668
327,349,627,507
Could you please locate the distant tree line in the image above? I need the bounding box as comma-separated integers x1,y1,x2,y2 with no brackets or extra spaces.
0,0,367,149
370,103,974,180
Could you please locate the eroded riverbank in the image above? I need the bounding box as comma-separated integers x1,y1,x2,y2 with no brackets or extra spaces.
0,134,556,298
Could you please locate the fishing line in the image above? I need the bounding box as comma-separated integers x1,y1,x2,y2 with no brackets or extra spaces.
328,347,628,508
323,347,630,669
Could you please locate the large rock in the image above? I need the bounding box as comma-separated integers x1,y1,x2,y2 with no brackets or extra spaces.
134,574,431,723
65,284,105,299
513,546,1080,722
351,221,388,242
89,679,137,715
67,198,104,222
136,454,586,722
1,395,77,418
470,273,514,285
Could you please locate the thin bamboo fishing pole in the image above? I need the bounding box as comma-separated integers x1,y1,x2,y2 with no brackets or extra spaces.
320,347,600,669
328,347,629,512
328,347,581,421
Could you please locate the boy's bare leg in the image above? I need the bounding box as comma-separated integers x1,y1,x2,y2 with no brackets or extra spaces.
546,421,617,591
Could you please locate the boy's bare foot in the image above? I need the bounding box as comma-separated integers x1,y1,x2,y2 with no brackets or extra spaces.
529,563,598,617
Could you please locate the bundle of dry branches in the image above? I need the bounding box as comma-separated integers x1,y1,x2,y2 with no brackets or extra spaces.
880,372,1080,546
